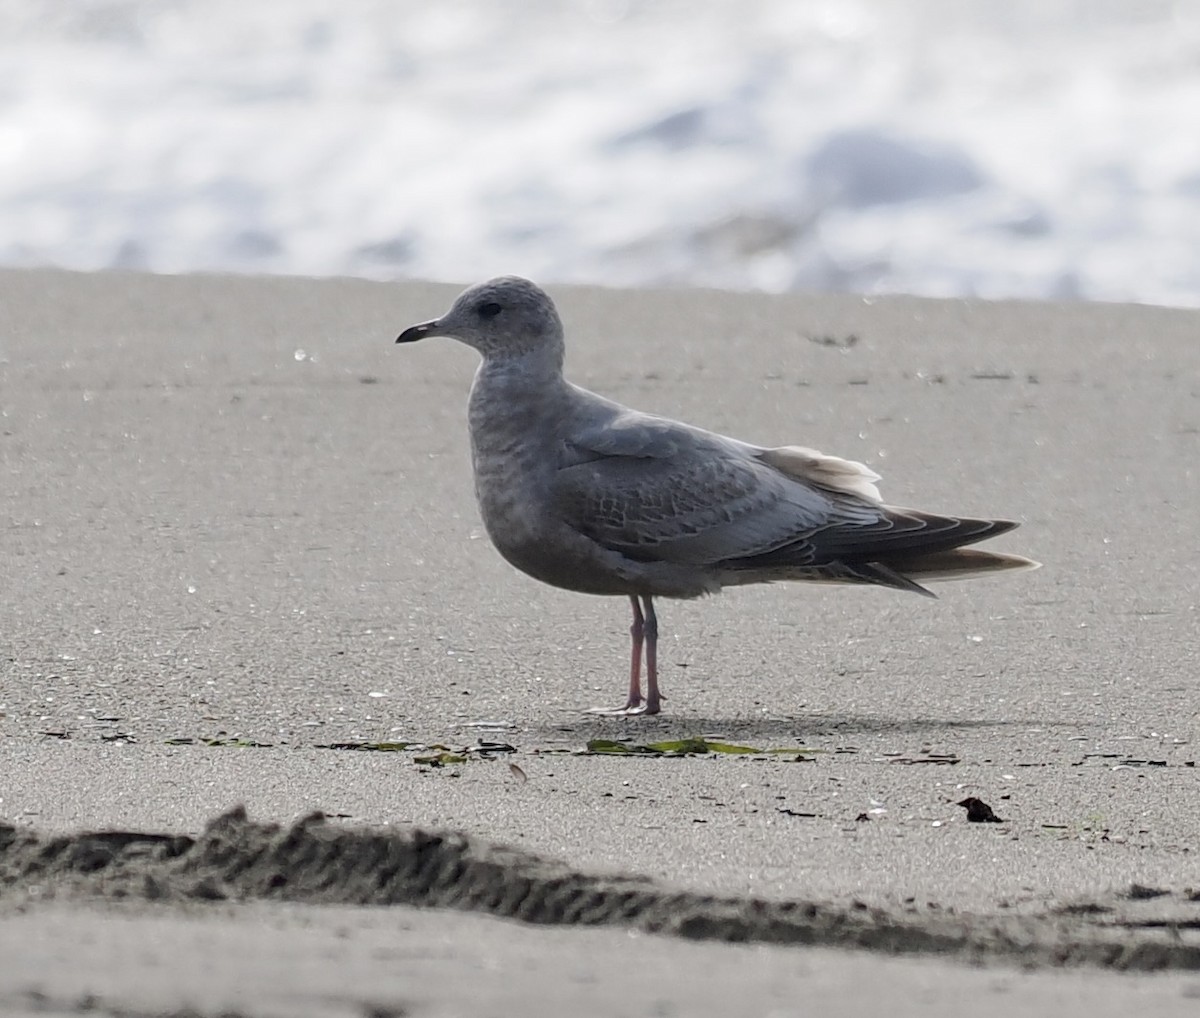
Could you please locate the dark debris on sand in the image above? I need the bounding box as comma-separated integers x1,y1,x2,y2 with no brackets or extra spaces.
2,807,1199,972
957,797,1004,823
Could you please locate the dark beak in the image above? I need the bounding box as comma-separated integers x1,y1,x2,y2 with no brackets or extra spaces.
396,319,439,343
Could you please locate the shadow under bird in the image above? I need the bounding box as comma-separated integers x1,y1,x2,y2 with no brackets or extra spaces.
395,277,1038,715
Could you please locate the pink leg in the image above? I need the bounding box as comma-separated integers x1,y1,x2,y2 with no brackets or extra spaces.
587,595,657,715
625,595,645,709
641,596,662,715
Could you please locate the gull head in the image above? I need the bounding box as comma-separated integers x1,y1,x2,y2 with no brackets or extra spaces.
396,276,564,359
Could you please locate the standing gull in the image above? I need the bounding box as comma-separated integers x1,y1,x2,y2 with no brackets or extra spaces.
396,277,1037,715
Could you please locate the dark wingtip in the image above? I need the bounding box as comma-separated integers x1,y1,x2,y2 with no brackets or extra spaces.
858,560,939,597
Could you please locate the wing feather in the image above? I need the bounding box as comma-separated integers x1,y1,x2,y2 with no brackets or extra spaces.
555,411,859,565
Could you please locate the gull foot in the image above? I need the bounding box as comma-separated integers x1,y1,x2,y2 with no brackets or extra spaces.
584,701,660,717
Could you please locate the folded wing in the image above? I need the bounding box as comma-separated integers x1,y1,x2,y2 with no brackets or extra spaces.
555,410,877,566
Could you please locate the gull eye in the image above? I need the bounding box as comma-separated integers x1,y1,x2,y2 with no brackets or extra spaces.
478,301,503,319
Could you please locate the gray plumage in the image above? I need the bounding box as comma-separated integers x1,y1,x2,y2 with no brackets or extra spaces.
396,276,1038,715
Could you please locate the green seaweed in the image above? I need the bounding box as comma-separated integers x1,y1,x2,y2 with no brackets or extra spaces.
203,737,272,748
584,738,817,757
164,736,272,748
585,739,658,755
317,741,413,752
414,752,469,766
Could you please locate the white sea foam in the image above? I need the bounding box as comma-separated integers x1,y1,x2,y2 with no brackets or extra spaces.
1,0,1197,306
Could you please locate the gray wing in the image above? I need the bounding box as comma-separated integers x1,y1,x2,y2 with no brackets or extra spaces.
553,399,1016,595
553,408,873,566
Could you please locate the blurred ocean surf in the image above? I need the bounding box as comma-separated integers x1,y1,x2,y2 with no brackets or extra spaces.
1,0,1197,306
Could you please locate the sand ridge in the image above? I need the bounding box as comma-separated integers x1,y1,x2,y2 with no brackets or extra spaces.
2,807,1198,972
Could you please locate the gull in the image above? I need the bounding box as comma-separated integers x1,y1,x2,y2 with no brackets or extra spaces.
396,277,1037,715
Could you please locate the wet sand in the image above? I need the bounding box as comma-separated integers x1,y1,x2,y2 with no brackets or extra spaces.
2,269,1199,1013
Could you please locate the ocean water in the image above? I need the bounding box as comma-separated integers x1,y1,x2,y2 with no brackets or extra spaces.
2,0,1198,306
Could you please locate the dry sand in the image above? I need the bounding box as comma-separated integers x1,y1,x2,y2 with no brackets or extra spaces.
2,269,1200,1014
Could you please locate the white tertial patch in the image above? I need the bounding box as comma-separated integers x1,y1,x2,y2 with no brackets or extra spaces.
758,446,883,504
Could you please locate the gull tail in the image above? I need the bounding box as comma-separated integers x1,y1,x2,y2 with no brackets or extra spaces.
823,548,1039,599
874,547,1041,598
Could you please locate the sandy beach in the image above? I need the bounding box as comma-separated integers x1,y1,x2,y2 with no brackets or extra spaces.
2,269,1199,1014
